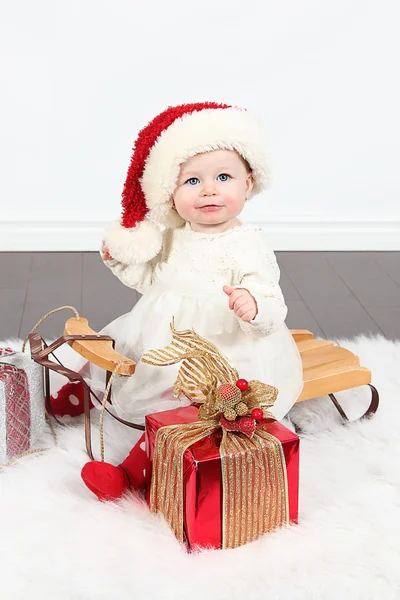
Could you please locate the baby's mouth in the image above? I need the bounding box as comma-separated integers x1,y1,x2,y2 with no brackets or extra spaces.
197,204,223,210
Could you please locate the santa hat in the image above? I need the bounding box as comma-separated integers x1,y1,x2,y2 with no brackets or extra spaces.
104,102,270,264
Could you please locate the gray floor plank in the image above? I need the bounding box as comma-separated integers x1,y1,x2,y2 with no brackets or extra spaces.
277,263,302,301
82,253,139,330
278,253,355,301
0,289,27,340
20,253,83,339
0,252,32,290
327,252,400,309
285,300,325,338
373,252,400,287
23,253,82,285
308,295,384,340
278,252,384,338
356,305,400,341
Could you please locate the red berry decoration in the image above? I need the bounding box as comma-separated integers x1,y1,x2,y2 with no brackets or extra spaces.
219,383,237,400
251,408,264,421
236,378,248,391
217,384,242,411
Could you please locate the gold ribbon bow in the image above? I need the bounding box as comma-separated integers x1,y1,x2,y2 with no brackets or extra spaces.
142,318,279,424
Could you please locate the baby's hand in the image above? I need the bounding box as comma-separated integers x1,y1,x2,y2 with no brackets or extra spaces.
223,286,258,322
101,241,114,262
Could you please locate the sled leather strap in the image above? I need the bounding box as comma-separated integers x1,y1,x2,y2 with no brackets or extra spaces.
29,333,145,460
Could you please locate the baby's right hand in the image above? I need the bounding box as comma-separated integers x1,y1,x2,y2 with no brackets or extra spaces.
101,241,114,262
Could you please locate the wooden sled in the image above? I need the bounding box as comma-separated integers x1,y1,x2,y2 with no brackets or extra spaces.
63,318,379,425
291,329,379,422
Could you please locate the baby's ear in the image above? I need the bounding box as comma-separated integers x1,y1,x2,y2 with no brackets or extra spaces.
245,174,254,199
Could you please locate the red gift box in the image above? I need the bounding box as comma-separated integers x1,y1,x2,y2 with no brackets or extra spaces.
144,405,299,550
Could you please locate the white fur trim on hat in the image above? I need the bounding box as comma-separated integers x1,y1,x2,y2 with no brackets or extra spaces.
140,107,270,227
104,219,163,265
148,200,186,229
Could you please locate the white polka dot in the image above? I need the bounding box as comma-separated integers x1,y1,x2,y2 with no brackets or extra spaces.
143,469,146,477
139,441,146,452
69,394,80,406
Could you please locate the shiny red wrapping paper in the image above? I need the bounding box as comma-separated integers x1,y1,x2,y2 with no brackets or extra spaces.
145,405,299,550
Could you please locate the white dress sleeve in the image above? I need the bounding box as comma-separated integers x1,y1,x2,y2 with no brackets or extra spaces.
231,231,288,336
103,254,160,294
102,228,169,294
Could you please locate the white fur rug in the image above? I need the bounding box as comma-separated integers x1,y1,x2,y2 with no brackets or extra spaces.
1,335,400,600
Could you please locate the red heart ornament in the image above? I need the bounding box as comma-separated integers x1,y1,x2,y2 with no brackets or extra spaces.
220,415,256,438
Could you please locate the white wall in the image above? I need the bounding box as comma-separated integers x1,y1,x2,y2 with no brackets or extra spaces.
1,0,399,250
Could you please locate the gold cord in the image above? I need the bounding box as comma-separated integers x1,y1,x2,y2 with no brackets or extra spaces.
22,306,80,353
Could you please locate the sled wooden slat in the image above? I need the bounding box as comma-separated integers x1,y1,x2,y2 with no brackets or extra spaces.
300,345,360,371
296,339,334,353
295,331,372,402
64,317,136,376
290,330,314,342
298,364,371,402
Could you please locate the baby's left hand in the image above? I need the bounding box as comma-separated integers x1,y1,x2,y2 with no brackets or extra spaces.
101,241,114,262
223,286,258,322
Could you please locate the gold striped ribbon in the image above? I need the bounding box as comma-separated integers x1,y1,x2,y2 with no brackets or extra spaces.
149,421,289,549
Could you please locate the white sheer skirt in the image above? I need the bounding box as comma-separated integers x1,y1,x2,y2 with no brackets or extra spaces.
71,282,303,425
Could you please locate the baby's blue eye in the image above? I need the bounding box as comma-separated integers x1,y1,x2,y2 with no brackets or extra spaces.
185,173,230,185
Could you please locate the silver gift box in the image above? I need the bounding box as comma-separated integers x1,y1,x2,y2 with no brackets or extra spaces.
0,348,45,461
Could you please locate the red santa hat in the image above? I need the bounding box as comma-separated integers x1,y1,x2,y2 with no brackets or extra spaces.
104,101,270,264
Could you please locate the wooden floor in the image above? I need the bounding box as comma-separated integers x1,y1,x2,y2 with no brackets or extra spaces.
1,251,399,341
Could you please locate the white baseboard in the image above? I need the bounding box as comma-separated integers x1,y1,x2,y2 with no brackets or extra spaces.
0,220,399,251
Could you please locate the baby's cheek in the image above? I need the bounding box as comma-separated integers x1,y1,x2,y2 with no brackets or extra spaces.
174,192,195,219
224,191,245,212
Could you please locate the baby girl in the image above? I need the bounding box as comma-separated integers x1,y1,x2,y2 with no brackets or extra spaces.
51,102,303,500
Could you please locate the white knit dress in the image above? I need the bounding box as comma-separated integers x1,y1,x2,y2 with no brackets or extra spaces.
79,221,303,425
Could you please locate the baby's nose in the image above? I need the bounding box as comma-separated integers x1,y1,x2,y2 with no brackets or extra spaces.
201,185,217,195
